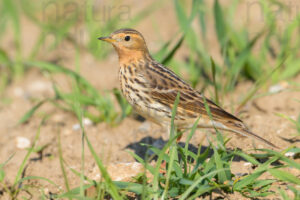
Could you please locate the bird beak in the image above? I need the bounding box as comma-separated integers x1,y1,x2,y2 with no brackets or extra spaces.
98,36,116,43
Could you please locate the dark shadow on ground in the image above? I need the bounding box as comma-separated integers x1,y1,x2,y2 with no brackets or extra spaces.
125,136,210,160
125,136,283,166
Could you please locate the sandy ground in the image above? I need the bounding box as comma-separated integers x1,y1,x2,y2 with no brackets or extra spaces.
0,0,299,199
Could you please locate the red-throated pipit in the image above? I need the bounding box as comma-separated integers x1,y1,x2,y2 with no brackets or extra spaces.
98,28,277,148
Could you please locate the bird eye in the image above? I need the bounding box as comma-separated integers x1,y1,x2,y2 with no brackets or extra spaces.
124,35,130,41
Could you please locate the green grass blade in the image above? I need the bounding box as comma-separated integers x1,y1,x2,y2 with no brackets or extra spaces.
84,129,122,199
18,99,48,124
233,151,260,165
187,186,216,200
212,146,229,183
114,181,154,195
179,168,229,200
278,188,290,200
162,135,178,199
198,0,207,39
58,131,71,198
153,93,180,199
0,153,15,184
184,117,200,155
237,56,289,111
57,184,94,199
161,35,185,65
268,168,300,185
210,57,219,105
233,171,265,191
17,176,59,188
213,0,227,48
14,118,45,185
126,150,155,174
260,149,300,170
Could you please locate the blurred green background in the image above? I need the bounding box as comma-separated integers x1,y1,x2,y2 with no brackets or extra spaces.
0,0,300,199
1,0,300,125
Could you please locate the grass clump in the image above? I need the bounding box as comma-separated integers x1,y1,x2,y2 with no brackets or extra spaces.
6,93,299,199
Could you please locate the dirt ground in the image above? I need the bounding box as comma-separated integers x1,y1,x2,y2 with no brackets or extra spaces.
0,0,299,199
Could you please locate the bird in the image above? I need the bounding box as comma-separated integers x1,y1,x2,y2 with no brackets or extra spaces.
98,28,277,149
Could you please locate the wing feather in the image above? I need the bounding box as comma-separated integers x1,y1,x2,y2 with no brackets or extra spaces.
141,64,241,123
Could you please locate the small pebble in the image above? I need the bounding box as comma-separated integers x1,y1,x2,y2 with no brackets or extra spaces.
268,81,288,94
83,118,93,126
72,118,92,131
16,137,31,149
43,188,49,195
289,115,296,120
52,114,64,123
285,152,295,158
94,174,100,180
243,162,252,167
276,129,283,134
72,124,81,131
106,162,144,181
235,172,248,177
62,129,72,135
27,80,51,93
13,87,24,97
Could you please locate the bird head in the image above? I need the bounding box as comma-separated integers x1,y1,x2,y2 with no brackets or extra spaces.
98,28,150,62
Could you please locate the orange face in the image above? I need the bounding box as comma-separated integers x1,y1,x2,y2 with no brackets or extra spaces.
98,29,148,60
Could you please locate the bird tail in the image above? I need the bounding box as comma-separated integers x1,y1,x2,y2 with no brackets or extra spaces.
197,120,278,149
226,126,278,149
